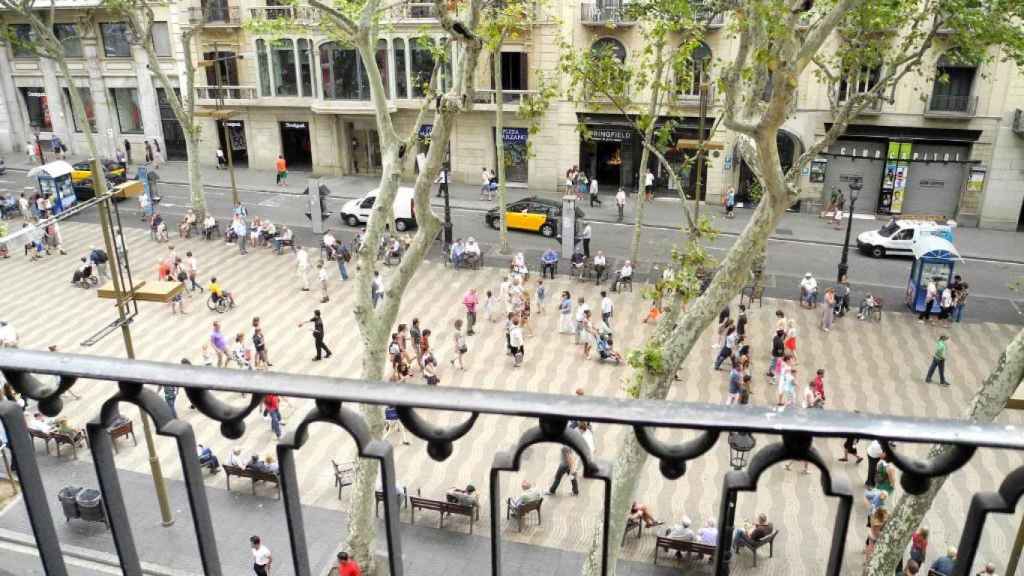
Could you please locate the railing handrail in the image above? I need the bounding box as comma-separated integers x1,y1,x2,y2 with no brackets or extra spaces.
0,348,1018,450
928,93,978,114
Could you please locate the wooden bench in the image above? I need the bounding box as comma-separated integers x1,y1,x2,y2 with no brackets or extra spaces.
51,431,83,459
332,459,354,499
653,536,716,565
409,495,479,533
28,429,53,454
223,464,281,498
735,529,779,566
505,497,543,532
374,487,410,518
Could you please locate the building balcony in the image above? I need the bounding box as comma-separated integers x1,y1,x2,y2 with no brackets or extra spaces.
0,347,1020,575
580,3,635,26
925,94,978,118
194,85,258,104
391,2,438,21
248,5,319,22
673,83,717,107
694,3,724,28
188,5,242,26
471,88,537,109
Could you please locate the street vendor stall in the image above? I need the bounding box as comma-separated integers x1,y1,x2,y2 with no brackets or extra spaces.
27,161,76,215
905,235,961,313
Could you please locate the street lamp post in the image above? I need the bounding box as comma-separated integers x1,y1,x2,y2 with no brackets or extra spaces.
836,180,862,283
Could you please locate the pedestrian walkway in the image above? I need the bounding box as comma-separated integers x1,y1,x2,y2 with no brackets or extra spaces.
5,155,1023,264
0,220,1021,575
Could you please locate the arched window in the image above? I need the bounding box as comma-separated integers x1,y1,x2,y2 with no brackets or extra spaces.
411,37,435,97
320,41,371,100
930,51,977,113
677,42,711,96
590,37,626,63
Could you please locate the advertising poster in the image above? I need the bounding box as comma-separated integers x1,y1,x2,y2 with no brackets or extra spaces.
891,165,908,213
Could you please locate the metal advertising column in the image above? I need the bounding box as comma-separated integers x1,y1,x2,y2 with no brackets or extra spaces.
561,195,577,259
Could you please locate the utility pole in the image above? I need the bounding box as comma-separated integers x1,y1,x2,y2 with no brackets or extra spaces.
212,42,239,206
93,167,173,527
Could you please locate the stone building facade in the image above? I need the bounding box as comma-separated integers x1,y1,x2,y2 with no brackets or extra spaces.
1,1,1022,230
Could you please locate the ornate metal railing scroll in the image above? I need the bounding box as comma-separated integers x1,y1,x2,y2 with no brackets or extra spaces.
3,348,1024,576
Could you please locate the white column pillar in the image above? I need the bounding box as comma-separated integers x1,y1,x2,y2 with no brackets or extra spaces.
0,42,25,152
38,59,73,146
80,37,117,158
338,117,352,175
131,45,165,151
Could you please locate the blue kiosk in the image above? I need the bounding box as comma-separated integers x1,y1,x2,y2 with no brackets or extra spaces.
28,160,77,215
905,235,961,313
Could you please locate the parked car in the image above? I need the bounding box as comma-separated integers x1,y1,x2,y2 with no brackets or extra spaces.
340,186,417,231
857,219,954,258
485,197,585,238
70,160,126,185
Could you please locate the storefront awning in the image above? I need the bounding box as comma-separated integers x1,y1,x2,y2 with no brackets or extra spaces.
824,123,983,143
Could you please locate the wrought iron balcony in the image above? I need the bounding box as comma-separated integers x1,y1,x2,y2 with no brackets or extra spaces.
194,85,258,102
249,4,319,22
2,348,1022,576
926,93,979,117
392,1,438,20
188,4,242,26
472,89,538,107
580,2,635,26
694,3,725,28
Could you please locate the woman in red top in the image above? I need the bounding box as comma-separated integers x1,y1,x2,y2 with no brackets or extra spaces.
909,527,928,563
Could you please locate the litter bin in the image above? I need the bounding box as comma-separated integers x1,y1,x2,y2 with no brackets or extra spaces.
75,488,107,525
58,485,83,521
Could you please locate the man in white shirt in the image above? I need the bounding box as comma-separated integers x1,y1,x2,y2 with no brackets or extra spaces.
866,440,885,488
581,223,592,258
592,251,607,285
800,272,818,308
645,169,655,199
589,177,601,207
250,535,272,576
480,167,491,200
600,291,614,325
228,448,244,468
612,261,633,293
322,230,338,259
615,189,626,222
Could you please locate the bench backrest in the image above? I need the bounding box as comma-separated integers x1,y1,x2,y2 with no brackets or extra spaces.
656,537,716,553
28,428,51,439
223,464,246,475
517,498,542,513
409,496,446,511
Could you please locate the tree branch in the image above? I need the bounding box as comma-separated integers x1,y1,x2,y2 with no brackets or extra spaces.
795,0,865,69
308,0,358,36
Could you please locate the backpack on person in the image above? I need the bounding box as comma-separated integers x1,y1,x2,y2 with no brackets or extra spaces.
91,249,108,264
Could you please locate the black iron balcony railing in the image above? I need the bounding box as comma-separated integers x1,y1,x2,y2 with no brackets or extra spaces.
926,93,978,116
188,4,241,26
2,348,1023,576
580,2,636,25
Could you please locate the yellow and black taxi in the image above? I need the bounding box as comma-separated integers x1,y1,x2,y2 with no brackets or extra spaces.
71,160,126,186
485,197,585,238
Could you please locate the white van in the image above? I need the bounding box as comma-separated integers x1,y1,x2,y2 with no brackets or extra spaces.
340,186,416,231
856,219,955,258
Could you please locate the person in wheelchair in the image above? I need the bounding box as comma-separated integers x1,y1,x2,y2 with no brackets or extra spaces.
207,277,235,308
596,329,623,364
71,257,96,288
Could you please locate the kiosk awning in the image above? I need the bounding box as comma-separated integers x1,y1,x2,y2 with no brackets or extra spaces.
911,235,961,261
26,160,74,179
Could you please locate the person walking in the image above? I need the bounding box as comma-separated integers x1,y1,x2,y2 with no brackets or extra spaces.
559,291,573,334
186,251,202,293
123,139,132,164
480,167,491,200
210,321,229,368
615,188,626,222
644,168,655,200
253,326,270,369
317,260,330,303
451,319,467,370
463,288,478,336
545,445,579,496
821,288,835,332
160,382,178,418
371,271,384,308
337,552,362,576
298,310,332,361
250,535,272,576
509,317,525,367
574,296,589,344
152,140,163,168
599,290,614,326
724,186,736,218
784,319,798,364
581,222,592,258
588,176,601,207
263,394,283,438
144,140,154,163
336,241,351,281
925,334,950,386
296,246,310,291
233,216,248,255
275,154,288,187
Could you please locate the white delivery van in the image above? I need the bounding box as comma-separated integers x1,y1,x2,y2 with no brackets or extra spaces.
856,219,955,258
340,186,416,231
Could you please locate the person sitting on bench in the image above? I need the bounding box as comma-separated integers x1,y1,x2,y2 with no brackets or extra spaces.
245,454,278,474
697,518,719,546
733,512,773,550
446,484,479,508
450,239,466,268
510,480,542,510
179,209,197,238
197,443,221,473
666,515,696,541
541,248,559,279
611,260,633,292
27,412,55,434
202,214,218,239
55,417,84,446
570,251,586,278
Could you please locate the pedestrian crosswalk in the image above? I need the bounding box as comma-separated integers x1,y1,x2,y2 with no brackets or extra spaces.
2,220,1022,575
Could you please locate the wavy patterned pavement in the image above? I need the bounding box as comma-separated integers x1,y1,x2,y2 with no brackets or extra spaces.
2,221,1022,575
